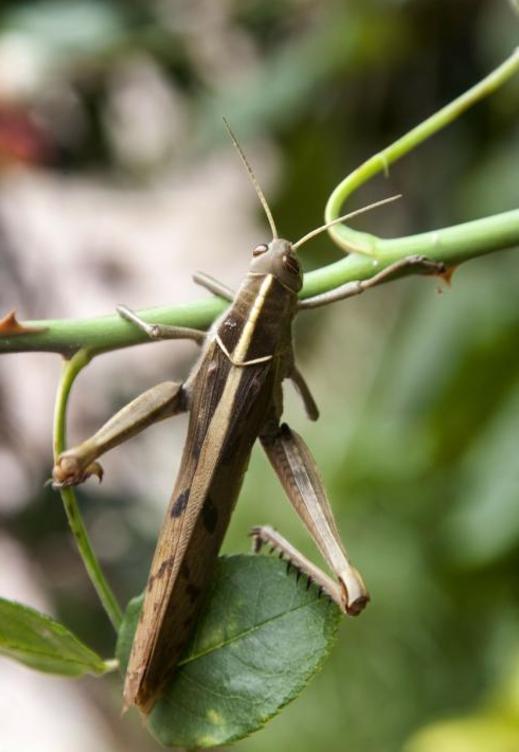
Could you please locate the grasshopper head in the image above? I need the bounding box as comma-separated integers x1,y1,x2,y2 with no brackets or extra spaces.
224,118,400,293
250,238,303,293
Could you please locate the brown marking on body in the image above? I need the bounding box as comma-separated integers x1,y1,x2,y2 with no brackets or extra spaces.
220,372,266,465
147,555,175,590
191,358,221,460
186,583,202,602
180,561,191,579
202,496,218,533
171,489,190,517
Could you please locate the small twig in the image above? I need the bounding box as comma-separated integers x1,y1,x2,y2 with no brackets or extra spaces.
1,202,518,357
1,51,519,357
53,349,123,631
325,46,519,254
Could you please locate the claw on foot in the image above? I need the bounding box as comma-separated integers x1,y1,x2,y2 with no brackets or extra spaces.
52,454,104,489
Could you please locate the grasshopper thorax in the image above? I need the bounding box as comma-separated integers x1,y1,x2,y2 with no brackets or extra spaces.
249,238,303,293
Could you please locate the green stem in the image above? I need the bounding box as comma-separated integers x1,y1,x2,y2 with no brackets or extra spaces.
0,48,518,358
301,208,519,299
53,350,122,631
2,298,226,356
325,46,519,253
2,203,518,356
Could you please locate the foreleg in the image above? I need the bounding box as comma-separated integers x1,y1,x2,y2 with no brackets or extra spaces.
52,381,186,488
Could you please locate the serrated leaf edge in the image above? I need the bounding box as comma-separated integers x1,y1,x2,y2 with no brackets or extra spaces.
192,606,342,747
149,565,343,749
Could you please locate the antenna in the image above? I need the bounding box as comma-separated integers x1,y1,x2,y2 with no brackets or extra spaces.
292,195,402,251
222,117,278,239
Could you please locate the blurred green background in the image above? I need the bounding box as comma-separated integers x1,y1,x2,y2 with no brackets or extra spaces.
0,1,518,750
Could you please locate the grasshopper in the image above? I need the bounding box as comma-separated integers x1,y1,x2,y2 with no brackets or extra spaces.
52,122,445,713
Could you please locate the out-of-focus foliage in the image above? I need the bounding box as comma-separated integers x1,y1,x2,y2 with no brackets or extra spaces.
0,0,517,750
405,652,519,751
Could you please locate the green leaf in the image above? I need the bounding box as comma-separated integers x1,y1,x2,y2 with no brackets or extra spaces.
0,597,107,676
116,554,341,748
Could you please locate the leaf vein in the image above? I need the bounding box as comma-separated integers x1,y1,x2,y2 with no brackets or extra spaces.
178,597,326,668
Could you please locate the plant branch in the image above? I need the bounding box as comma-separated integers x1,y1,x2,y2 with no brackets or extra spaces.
301,208,519,299
325,46,519,252
1,48,518,358
53,350,123,631
1,298,226,357
2,203,518,356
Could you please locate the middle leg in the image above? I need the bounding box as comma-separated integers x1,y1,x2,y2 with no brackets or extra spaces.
298,256,447,310
117,305,206,344
192,271,235,301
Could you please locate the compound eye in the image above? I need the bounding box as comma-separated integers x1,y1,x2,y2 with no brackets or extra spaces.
252,243,268,257
282,254,300,274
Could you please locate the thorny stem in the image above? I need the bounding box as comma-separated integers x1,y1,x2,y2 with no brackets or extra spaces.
2,202,518,355
0,299,226,356
325,46,519,255
53,350,123,631
0,50,517,357
300,208,519,299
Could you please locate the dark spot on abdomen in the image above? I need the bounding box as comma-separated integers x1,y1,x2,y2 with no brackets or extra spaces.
221,431,242,465
180,561,191,580
147,555,175,590
186,583,202,602
157,556,174,579
202,496,218,533
171,489,190,517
